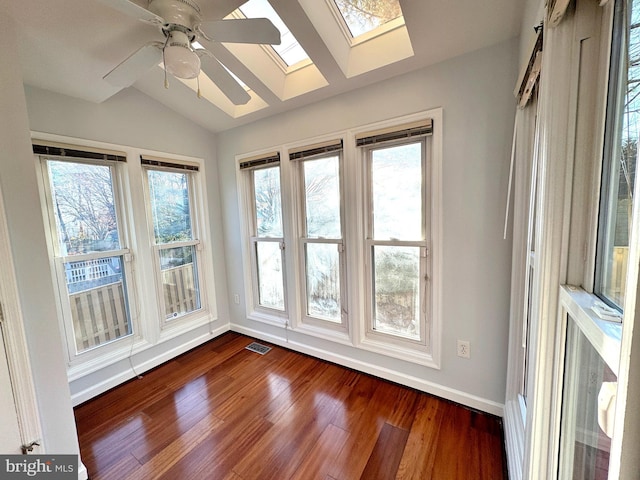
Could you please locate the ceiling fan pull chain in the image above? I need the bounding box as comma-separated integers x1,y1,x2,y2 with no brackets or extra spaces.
162,34,170,89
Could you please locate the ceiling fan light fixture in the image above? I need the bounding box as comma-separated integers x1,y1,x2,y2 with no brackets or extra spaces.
163,30,201,79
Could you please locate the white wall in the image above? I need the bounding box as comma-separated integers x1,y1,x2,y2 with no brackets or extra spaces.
217,38,519,410
0,7,80,459
22,85,230,401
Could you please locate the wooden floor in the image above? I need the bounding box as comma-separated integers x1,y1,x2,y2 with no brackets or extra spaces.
75,333,506,480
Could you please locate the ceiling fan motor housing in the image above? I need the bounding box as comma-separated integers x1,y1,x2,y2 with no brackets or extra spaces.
149,0,202,30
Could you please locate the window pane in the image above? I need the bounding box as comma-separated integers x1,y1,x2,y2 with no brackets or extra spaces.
305,242,340,322
148,170,193,244
48,160,120,255
160,246,201,319
558,318,615,479
597,1,640,309
304,156,341,238
372,245,420,340
256,241,285,310
65,256,131,353
254,167,283,237
333,0,402,38
371,143,423,240
237,0,309,66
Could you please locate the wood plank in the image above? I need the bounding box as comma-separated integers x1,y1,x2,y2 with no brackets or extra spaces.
156,414,273,480
289,424,350,480
232,363,349,480
123,411,224,480
395,395,445,480
75,333,506,480
360,422,410,480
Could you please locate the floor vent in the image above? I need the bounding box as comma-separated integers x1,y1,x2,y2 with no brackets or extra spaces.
245,342,272,355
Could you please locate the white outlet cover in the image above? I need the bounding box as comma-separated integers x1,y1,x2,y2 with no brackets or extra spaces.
457,340,470,358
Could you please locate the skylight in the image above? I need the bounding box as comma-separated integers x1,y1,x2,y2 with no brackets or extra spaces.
333,0,403,38
238,0,309,67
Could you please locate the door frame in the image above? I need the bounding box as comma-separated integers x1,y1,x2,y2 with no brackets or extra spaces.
0,185,43,453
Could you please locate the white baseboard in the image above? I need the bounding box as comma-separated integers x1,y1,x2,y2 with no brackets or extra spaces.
231,324,505,417
78,461,88,480
70,324,228,405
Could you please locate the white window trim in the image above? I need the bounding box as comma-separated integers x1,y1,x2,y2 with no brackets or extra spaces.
291,144,349,334
352,109,442,368
33,132,218,381
139,148,218,342
141,162,210,332
237,148,290,327
36,152,142,369
235,109,442,368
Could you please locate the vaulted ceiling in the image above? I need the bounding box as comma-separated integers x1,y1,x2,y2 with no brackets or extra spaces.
3,0,525,133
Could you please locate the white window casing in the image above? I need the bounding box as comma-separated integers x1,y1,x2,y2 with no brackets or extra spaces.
235,108,442,367
34,133,218,382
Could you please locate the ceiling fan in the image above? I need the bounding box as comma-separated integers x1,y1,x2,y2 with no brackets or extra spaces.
99,0,281,105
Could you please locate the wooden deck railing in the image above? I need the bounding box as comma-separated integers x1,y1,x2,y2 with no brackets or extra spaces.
70,281,130,352
162,263,199,318
70,263,199,351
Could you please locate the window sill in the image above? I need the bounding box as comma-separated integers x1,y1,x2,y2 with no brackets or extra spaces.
292,321,352,346
559,285,622,376
359,335,438,369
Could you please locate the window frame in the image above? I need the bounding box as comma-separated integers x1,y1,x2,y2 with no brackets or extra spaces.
293,147,348,332
37,153,138,366
235,109,442,367
361,135,431,352
34,133,219,384
594,0,632,311
238,154,289,323
141,162,205,327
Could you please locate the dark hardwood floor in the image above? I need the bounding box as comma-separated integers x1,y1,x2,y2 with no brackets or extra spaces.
75,332,506,479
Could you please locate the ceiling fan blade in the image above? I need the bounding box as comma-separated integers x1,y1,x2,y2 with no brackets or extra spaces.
95,0,164,24
199,18,281,45
104,43,163,87
198,0,246,20
199,55,251,105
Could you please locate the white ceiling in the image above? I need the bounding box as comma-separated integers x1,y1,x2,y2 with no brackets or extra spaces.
3,0,525,133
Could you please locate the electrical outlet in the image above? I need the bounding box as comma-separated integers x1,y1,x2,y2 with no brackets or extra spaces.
233,294,240,304
457,340,470,358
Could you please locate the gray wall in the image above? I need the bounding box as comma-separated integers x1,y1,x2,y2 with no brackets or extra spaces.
0,9,79,456
217,38,519,407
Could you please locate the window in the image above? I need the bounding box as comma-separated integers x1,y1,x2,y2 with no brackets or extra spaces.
241,153,286,312
39,153,133,355
143,159,202,321
236,0,309,67
291,142,346,327
333,0,403,39
237,112,440,364
596,0,639,310
363,137,429,344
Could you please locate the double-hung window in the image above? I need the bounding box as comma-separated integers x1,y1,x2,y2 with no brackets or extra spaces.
291,141,346,328
359,121,432,348
37,145,134,357
237,112,440,364
241,153,286,313
142,157,202,321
